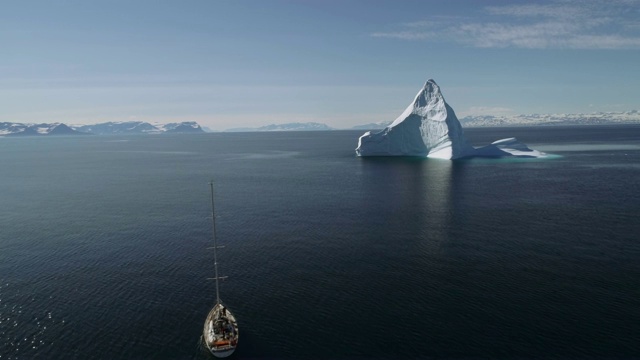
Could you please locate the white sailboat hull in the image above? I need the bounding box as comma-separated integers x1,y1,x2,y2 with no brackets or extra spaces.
203,303,239,358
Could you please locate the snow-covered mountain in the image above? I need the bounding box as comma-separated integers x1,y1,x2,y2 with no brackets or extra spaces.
225,122,332,132
74,121,158,135
75,121,204,135
0,121,205,136
1,122,88,136
161,122,204,133
356,79,546,159
350,121,390,130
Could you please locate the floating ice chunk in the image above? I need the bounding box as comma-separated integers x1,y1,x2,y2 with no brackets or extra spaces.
474,138,547,158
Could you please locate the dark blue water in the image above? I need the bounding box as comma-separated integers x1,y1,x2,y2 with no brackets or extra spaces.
1,126,639,359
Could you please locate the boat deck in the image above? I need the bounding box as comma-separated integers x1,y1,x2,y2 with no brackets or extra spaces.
203,303,238,356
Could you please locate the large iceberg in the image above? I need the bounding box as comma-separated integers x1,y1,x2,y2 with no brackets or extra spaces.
355,79,546,159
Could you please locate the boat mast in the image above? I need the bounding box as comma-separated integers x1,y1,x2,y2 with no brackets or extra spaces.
209,181,222,304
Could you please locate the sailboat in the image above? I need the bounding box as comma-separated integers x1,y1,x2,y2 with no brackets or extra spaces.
203,182,239,358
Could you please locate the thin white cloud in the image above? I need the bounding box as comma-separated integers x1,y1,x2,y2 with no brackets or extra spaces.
371,0,640,49
484,3,590,20
565,34,640,49
371,31,437,40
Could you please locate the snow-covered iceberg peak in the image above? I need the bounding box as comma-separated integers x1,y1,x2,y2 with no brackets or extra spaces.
356,79,474,159
356,79,548,160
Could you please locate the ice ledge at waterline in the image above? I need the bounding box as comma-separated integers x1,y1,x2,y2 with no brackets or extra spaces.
355,79,547,159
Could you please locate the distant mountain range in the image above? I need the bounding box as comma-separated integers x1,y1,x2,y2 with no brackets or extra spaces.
355,111,640,129
0,121,334,136
459,110,640,127
75,121,204,135
0,121,205,136
224,122,333,132
0,122,87,136
2,111,639,137
350,121,391,130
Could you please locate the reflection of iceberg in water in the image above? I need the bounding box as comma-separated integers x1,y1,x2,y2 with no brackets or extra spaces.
356,79,547,159
357,158,454,252
419,160,453,252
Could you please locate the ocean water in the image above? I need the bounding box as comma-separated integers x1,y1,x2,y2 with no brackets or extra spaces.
1,125,639,359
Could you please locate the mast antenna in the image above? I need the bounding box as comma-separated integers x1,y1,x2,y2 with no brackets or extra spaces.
209,181,222,304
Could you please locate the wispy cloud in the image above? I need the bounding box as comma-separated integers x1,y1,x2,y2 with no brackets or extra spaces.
371,30,436,40
371,0,640,49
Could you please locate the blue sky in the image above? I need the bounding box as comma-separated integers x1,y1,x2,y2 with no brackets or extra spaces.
2,0,639,130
